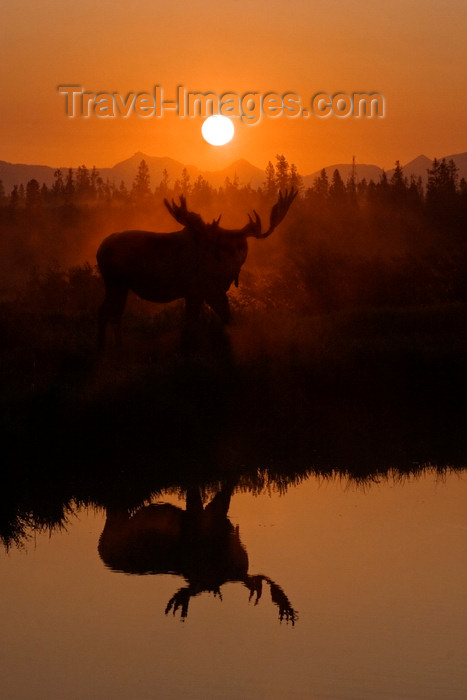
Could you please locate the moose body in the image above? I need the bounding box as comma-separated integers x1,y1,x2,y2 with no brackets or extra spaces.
98,485,297,622
97,190,296,346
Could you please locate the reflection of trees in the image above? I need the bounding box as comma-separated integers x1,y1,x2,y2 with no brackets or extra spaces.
98,483,297,624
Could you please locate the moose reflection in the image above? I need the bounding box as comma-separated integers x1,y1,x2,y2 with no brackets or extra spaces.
98,483,297,623
97,189,297,345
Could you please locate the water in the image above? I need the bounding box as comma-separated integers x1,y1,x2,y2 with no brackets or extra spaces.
1,470,466,700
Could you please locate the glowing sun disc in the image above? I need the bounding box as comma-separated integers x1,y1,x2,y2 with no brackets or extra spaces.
202,115,234,146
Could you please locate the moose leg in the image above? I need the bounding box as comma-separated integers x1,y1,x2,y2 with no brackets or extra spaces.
181,296,203,353
98,284,128,348
204,482,233,519
184,295,203,325
206,292,232,324
185,486,204,531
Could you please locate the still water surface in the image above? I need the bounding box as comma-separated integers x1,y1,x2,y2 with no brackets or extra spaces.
1,470,466,700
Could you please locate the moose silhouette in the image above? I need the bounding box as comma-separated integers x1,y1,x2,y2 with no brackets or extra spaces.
98,483,297,623
96,189,297,346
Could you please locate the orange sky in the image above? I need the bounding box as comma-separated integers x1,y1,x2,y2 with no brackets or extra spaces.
2,0,467,174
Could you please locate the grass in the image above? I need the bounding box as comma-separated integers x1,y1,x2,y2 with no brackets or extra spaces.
1,270,466,548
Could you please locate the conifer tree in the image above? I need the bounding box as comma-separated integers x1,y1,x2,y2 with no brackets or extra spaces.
289,163,303,192
25,179,41,210
275,154,289,192
329,169,345,200
264,161,276,199
132,159,152,201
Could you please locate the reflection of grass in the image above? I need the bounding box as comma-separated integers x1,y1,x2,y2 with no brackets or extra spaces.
1,273,466,547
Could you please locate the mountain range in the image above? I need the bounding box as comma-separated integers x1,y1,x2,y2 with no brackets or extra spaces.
1,150,467,194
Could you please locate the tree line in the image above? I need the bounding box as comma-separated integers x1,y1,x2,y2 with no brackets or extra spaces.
0,153,466,311
1,155,466,218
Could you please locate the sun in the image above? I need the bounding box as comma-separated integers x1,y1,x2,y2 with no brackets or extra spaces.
201,115,234,146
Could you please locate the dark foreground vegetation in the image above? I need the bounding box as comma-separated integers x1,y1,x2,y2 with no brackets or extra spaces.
0,155,466,548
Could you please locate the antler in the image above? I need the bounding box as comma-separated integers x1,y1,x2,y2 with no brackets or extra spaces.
265,577,298,625
165,584,223,620
245,188,298,239
165,587,191,620
243,574,298,624
242,210,262,237
164,195,206,232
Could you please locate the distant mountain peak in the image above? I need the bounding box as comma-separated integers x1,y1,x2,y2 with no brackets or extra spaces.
229,157,255,166
402,154,432,166
116,151,151,164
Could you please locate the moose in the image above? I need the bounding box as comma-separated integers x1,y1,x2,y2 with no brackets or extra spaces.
96,189,297,346
98,482,297,623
